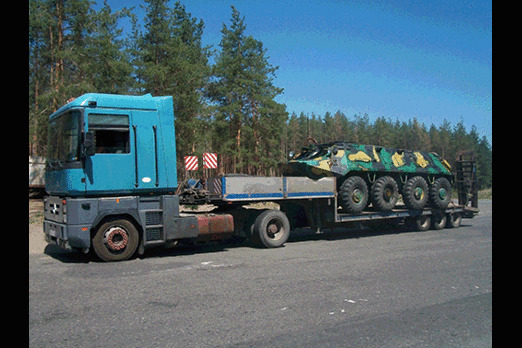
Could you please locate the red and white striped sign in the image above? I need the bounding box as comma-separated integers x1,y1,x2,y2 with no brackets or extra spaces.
184,156,198,171
203,153,217,169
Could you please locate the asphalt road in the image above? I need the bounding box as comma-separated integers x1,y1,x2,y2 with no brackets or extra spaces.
29,200,492,347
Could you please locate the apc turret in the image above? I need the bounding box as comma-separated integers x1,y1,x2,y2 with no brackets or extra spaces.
280,139,453,214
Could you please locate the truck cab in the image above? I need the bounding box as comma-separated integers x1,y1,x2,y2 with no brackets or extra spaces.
43,93,197,260
45,93,178,196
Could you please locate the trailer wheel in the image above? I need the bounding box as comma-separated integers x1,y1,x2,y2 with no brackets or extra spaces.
429,177,452,209
408,215,431,232
446,212,462,228
431,213,447,230
339,176,369,214
371,176,399,211
252,210,290,248
92,218,139,262
402,176,429,210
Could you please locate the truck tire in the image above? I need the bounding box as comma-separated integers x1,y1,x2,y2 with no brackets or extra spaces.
371,176,399,212
402,176,429,210
252,210,290,248
339,176,369,214
92,218,139,262
429,177,452,209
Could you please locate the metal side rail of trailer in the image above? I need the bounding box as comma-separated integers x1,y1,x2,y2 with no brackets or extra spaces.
335,203,478,223
211,175,336,202
178,175,337,205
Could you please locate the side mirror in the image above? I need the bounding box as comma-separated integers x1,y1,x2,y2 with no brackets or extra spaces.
288,151,295,159
83,131,95,157
330,145,338,156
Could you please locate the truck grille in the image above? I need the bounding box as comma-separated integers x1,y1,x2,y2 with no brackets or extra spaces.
145,211,162,226
146,227,162,241
144,210,163,242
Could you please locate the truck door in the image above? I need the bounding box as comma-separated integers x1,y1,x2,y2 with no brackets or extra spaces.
84,109,135,194
132,109,162,191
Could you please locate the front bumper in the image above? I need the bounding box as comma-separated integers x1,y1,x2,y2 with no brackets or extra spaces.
43,220,91,251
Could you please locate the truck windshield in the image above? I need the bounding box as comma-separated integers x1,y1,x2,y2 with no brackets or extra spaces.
46,110,81,165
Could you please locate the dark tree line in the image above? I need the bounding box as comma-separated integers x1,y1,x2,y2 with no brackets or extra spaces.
29,0,492,188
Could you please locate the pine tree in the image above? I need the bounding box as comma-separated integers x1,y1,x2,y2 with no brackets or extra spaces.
86,1,134,94
29,0,98,155
209,6,287,175
135,0,210,179
169,2,211,178
137,0,172,96
476,136,492,189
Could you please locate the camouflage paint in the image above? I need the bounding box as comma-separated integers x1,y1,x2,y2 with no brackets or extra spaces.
281,142,452,180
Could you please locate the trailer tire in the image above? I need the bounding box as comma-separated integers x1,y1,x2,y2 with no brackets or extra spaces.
402,176,429,210
92,218,139,262
371,176,399,212
252,210,290,248
410,215,431,232
339,176,369,214
429,177,452,209
446,212,462,228
431,213,447,230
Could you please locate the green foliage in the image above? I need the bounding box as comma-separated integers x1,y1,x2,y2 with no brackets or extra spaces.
29,1,491,188
207,6,287,175
133,0,211,178
29,0,134,155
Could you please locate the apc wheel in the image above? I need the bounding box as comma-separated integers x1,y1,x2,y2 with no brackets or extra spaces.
431,213,447,230
252,210,290,248
371,176,399,212
92,218,139,262
339,176,369,214
403,176,429,210
430,177,452,209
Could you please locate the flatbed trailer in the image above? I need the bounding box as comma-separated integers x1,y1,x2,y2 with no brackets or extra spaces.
178,174,478,245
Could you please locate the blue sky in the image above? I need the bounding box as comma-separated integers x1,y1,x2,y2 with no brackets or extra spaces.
99,0,492,143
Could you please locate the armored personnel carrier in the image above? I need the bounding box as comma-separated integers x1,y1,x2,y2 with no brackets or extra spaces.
280,139,453,214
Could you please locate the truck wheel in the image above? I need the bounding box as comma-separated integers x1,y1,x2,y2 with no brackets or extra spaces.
431,213,447,230
339,176,369,214
402,176,429,210
429,177,452,209
252,210,290,248
371,176,399,212
92,218,139,262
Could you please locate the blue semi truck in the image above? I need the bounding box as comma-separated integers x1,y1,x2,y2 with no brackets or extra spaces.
43,93,478,261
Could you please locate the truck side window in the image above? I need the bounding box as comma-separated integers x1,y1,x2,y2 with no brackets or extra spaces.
88,114,130,154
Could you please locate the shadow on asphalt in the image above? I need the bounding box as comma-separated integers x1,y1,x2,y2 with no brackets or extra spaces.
41,221,472,263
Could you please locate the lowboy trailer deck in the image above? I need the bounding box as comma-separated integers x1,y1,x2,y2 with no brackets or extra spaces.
190,174,476,236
